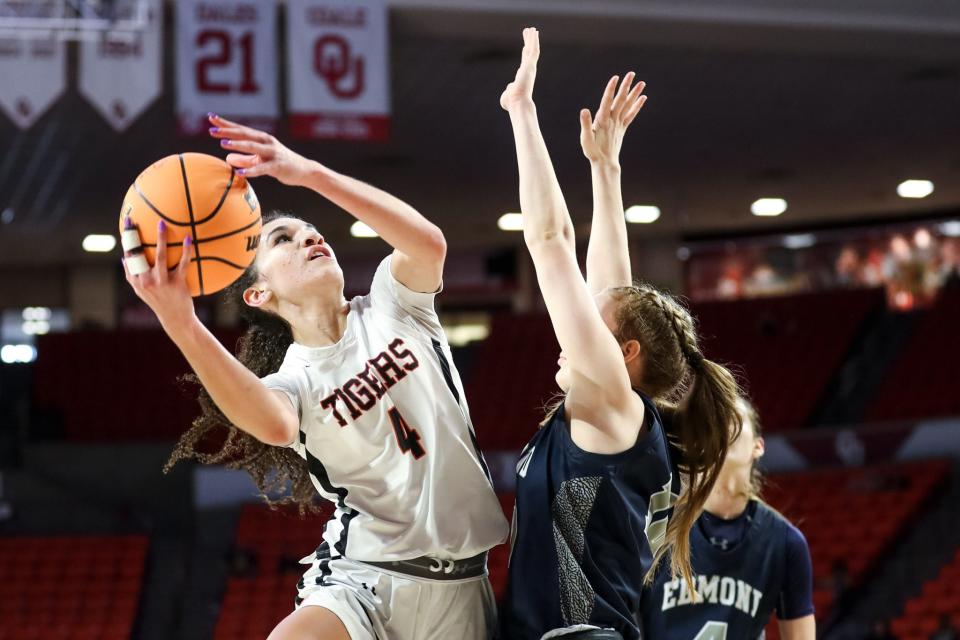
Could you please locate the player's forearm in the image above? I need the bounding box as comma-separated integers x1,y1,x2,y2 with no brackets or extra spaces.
507,100,575,252
300,161,446,263
778,615,816,640
165,317,297,445
586,161,631,294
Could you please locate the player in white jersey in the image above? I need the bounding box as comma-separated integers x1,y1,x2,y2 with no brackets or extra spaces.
122,115,508,640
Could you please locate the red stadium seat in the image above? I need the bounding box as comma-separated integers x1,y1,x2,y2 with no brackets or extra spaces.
867,288,960,421
0,535,147,639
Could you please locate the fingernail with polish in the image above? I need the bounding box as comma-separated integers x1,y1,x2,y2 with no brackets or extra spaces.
220,139,231,147
236,168,246,176
184,235,192,247
124,216,133,230
207,112,216,119
209,127,219,134
158,219,166,232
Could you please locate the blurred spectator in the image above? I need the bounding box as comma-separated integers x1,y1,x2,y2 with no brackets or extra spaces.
717,258,746,299
941,238,960,289
690,221,959,306
835,245,862,286
930,614,959,640
862,245,886,287
866,619,899,640
745,261,785,296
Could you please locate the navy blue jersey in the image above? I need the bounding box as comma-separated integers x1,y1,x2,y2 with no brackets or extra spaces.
501,393,678,640
639,500,814,640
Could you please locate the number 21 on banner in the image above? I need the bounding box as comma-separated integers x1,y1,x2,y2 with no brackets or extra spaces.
196,30,259,94
176,0,278,134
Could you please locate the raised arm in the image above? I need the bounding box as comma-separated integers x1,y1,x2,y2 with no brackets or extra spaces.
208,115,445,293
122,221,299,446
582,73,647,294
501,28,643,451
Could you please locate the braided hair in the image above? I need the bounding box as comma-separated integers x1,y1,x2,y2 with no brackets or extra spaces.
164,211,321,513
607,283,742,589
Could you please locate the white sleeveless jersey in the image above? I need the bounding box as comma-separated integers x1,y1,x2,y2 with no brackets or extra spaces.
261,256,508,563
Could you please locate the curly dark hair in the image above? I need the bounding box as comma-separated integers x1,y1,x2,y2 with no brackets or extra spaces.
163,211,320,513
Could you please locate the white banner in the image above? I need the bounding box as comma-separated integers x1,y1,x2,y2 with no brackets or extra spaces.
286,0,390,141
0,36,66,129
79,0,163,132
175,0,279,135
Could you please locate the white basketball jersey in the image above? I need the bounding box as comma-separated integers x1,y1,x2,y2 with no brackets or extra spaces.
262,256,509,562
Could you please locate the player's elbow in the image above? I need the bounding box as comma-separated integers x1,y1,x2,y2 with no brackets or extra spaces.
422,225,447,264
257,419,298,447
524,223,575,253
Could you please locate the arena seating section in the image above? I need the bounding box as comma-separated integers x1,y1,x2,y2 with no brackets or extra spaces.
467,314,561,450
691,288,883,432
32,330,241,441
892,546,960,640
214,503,333,640
0,535,148,640
468,289,883,449
867,286,960,422
761,460,949,633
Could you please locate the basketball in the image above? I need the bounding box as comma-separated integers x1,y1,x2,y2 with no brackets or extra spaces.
118,152,262,297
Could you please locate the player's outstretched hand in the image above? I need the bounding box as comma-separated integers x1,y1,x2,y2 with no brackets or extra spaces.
122,217,196,333
500,27,540,111
207,114,314,186
580,72,647,165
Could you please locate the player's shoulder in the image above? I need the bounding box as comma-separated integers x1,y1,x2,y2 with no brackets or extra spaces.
755,500,811,553
754,500,803,536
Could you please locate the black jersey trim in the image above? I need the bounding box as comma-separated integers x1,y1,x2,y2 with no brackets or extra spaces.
431,338,460,403
305,449,356,558
430,338,494,485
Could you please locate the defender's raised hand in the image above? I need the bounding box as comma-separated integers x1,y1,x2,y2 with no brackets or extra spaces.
500,27,541,111
207,114,314,186
580,72,647,164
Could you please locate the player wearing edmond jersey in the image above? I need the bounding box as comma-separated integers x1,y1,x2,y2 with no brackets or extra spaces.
639,398,816,640
499,30,743,640
122,115,508,640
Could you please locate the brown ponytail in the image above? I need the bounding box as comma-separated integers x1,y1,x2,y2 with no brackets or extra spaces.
164,212,321,513
608,284,742,590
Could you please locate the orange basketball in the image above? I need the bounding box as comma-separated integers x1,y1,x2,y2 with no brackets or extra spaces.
118,153,262,297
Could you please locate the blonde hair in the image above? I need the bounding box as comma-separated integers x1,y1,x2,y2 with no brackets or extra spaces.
607,283,742,590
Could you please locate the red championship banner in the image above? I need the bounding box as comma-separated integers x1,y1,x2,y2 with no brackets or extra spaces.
286,0,390,141
79,0,162,132
175,0,278,135
0,34,66,129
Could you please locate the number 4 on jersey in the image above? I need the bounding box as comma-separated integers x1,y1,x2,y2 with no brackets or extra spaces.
693,621,728,640
388,407,426,459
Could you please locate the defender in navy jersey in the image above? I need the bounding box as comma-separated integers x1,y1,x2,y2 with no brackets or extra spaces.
500,30,744,639
640,399,815,640
505,394,679,639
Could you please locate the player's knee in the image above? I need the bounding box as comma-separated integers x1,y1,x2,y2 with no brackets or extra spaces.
267,605,351,640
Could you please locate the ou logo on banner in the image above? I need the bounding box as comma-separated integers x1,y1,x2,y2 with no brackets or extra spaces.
314,35,364,99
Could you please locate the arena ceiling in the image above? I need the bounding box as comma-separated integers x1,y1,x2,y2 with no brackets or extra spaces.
0,0,958,266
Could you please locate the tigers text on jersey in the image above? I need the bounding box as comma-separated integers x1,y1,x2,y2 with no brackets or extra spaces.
261,256,508,563
501,393,679,640
639,500,813,640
